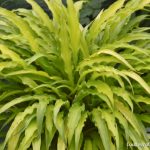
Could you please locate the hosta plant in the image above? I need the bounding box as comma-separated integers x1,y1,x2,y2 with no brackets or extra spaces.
0,0,150,149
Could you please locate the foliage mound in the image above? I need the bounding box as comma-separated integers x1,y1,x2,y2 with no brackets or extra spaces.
0,0,150,150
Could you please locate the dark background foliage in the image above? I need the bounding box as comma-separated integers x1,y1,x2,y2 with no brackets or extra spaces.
79,0,115,26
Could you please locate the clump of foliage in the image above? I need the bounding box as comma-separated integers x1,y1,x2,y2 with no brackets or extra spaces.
0,0,150,150
80,0,115,25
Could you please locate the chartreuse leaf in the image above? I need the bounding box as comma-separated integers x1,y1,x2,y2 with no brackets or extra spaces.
114,111,129,141
0,90,29,101
133,95,150,105
128,126,149,150
67,0,81,65
83,138,93,150
59,17,74,84
0,95,35,114
33,84,63,98
45,105,56,150
0,7,39,52
137,114,150,124
1,104,37,150
87,0,125,42
26,53,45,65
122,71,150,94
104,43,149,55
90,132,104,150
26,0,53,32
67,103,85,147
78,56,119,71
102,110,119,150
75,111,88,150
0,113,16,131
74,1,86,15
44,0,63,24
0,44,26,66
53,100,69,143
37,99,48,136
7,114,35,150
92,108,110,150
125,27,148,40
119,32,150,43
87,80,114,108
57,135,66,150
55,112,66,145
18,120,38,150
7,127,21,150
19,77,38,89
112,87,133,111
53,100,69,125
7,114,36,150
78,65,132,88
90,72,125,88
118,131,125,150
140,0,150,8
0,61,18,72
0,95,51,114
69,135,76,150
116,101,147,141
96,49,135,70
32,137,41,150
5,69,56,81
